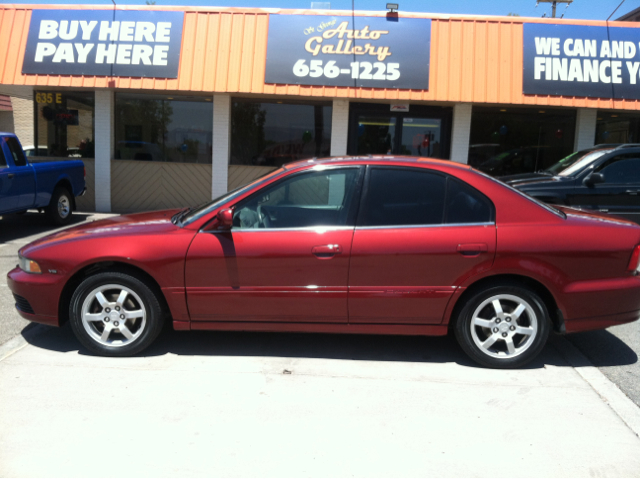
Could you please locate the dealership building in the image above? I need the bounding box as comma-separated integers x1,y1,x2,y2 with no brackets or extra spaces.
1,4,640,213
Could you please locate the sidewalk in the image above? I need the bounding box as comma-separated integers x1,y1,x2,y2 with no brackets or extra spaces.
1,326,639,478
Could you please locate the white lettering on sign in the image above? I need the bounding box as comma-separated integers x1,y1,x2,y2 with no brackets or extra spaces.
153,45,169,65
34,43,55,62
155,22,172,42
39,20,58,40
30,19,176,65
99,21,120,41
75,43,94,63
79,21,98,40
132,44,153,65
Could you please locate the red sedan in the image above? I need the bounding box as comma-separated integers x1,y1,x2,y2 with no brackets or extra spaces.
7,157,640,368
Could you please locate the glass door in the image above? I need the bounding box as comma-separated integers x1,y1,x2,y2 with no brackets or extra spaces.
348,103,452,159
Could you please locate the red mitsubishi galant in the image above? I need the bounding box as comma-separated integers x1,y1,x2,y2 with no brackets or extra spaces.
8,156,640,368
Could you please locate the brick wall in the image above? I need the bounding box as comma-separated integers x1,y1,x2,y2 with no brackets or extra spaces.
451,103,472,164
330,99,349,156
11,96,34,146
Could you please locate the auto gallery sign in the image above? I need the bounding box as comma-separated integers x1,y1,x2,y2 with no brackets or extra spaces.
22,10,184,78
265,15,431,90
523,23,640,99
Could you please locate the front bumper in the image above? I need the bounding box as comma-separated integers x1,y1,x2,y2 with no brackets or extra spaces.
6,267,65,326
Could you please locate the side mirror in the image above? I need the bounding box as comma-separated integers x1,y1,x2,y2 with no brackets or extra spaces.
217,208,234,228
583,172,605,187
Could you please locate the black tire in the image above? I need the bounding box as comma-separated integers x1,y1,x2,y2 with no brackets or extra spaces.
69,272,164,356
454,283,551,369
46,186,73,226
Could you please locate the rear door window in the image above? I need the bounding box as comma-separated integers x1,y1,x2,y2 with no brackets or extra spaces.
444,177,494,224
359,167,494,227
3,137,27,167
359,167,446,226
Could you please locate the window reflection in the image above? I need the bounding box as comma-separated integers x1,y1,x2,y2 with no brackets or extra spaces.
596,111,640,145
468,106,576,177
115,94,213,163
34,91,94,158
230,99,332,167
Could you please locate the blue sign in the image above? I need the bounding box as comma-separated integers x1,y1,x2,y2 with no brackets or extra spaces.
265,15,431,90
524,23,640,100
23,10,184,78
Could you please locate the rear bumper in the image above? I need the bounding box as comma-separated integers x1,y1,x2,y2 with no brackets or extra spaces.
561,275,640,332
6,267,64,327
77,187,87,197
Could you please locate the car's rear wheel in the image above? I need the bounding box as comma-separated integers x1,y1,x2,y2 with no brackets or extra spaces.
46,186,72,226
69,272,164,356
454,284,550,368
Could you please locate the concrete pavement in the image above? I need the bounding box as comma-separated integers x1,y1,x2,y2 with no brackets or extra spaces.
1,326,640,477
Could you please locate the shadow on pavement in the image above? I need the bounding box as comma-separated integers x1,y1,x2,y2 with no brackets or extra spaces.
23,323,570,370
566,329,638,367
0,212,92,243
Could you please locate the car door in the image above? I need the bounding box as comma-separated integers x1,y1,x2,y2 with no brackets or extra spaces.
185,166,363,323
2,136,35,209
568,154,640,222
0,141,17,212
348,166,496,324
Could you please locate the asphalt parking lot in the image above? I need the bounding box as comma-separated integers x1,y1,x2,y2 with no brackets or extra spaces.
2,211,640,477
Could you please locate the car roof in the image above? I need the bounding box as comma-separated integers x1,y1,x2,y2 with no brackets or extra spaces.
283,155,473,171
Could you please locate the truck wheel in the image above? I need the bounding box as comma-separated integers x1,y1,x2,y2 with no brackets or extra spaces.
46,186,73,226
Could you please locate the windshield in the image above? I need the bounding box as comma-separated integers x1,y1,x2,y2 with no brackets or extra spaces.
180,168,284,226
543,151,582,175
557,150,611,177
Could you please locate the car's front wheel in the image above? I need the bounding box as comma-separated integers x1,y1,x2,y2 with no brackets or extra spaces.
454,284,550,368
69,272,164,356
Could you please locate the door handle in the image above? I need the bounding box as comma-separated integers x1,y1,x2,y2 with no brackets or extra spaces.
7,173,15,179
457,243,488,256
312,244,342,259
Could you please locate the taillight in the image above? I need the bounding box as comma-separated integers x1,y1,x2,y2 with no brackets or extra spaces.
83,167,86,179
627,245,640,273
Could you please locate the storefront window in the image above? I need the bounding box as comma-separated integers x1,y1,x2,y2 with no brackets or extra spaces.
596,111,640,145
468,106,576,177
114,94,213,163
348,103,451,159
230,99,332,167
34,91,95,158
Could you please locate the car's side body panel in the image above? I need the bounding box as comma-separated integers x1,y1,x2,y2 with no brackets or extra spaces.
185,228,354,323
349,223,496,324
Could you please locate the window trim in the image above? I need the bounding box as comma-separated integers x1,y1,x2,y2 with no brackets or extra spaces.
356,165,496,228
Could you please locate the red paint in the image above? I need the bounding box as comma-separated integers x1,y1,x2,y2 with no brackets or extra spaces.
6,157,640,338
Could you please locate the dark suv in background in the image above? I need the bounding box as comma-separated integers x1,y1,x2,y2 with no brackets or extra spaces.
501,144,640,223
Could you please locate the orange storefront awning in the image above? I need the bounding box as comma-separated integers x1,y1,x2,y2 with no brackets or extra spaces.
2,4,640,110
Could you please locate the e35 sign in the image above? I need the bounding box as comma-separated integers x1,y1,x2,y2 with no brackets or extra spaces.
23,10,184,78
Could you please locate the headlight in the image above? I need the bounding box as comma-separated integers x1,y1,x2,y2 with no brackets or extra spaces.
18,255,42,274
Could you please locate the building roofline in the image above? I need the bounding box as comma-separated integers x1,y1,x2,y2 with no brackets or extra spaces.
3,4,639,27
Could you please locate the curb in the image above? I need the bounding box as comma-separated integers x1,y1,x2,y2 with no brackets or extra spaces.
552,334,640,438
0,324,50,362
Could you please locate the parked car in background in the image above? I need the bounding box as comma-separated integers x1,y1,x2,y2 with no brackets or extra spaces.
8,156,640,369
504,144,640,224
477,146,566,177
498,145,621,184
0,132,86,224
